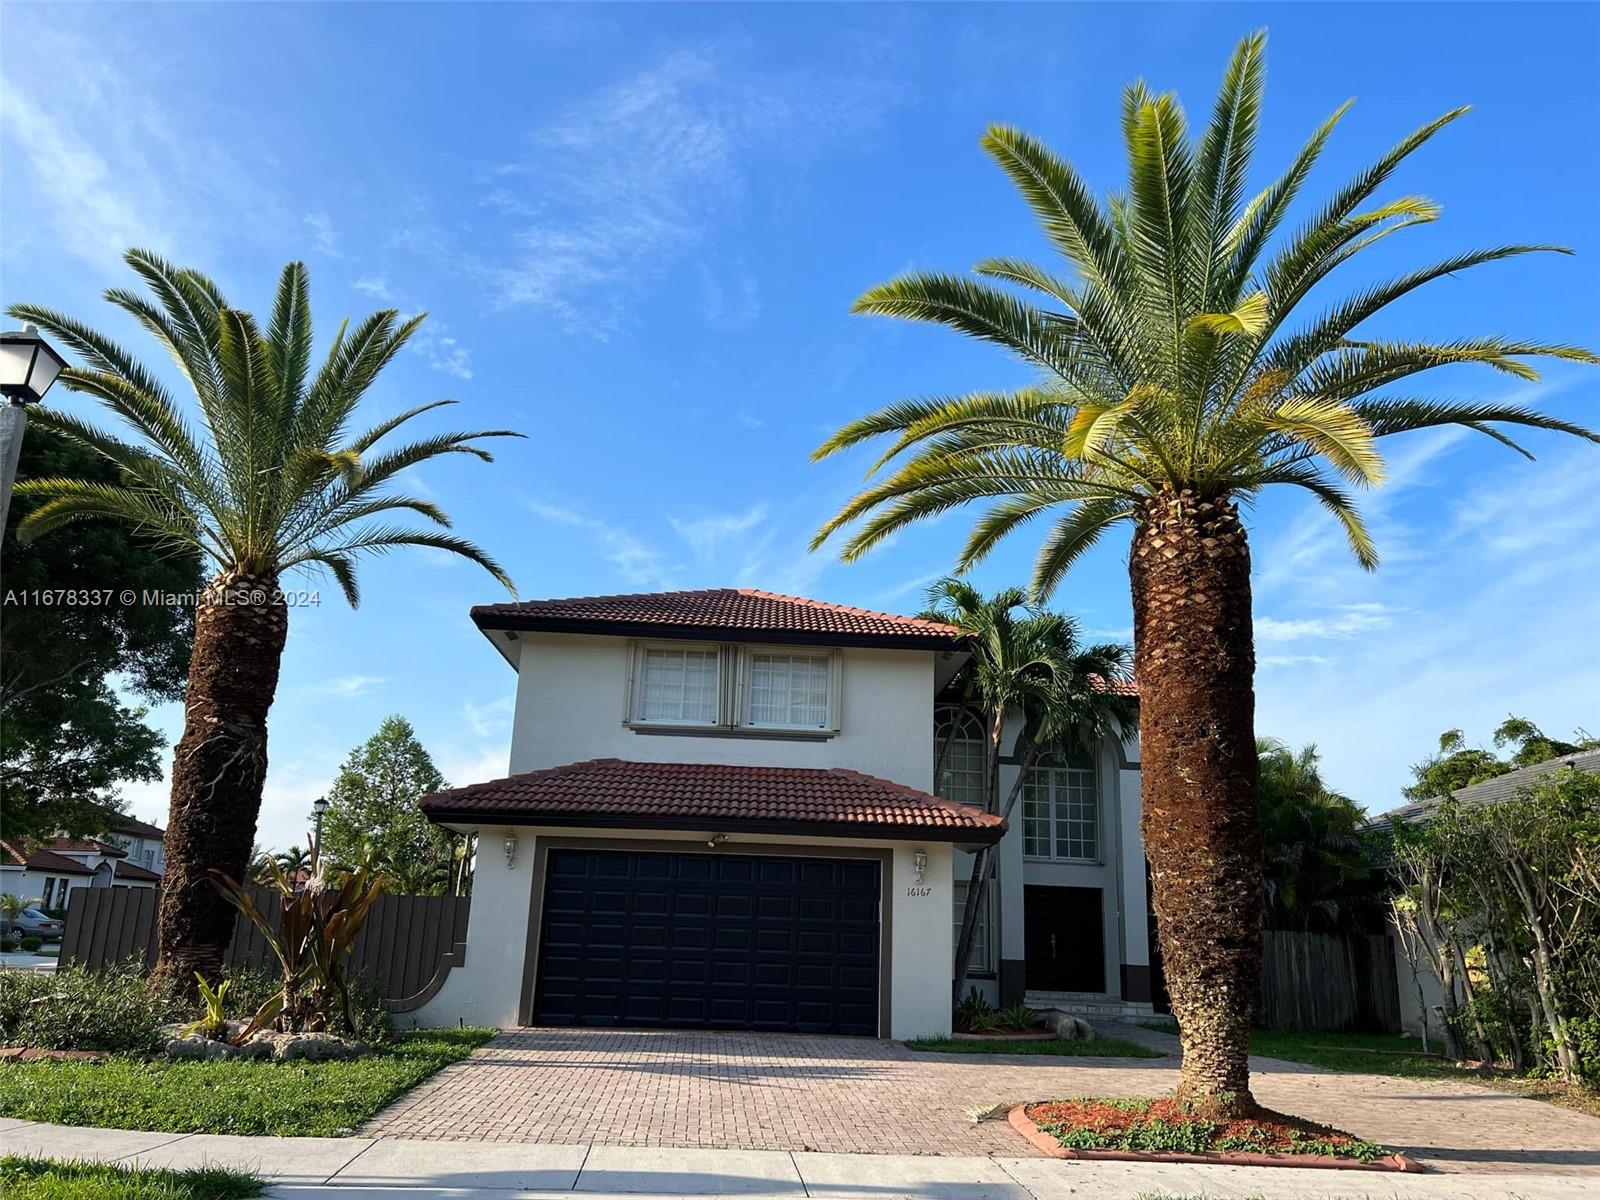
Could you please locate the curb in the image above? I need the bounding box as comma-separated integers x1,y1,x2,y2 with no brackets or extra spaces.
1007,1104,1426,1174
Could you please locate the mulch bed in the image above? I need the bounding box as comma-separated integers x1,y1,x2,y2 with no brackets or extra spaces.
1011,1097,1422,1173
0,1048,109,1062
952,1028,1058,1041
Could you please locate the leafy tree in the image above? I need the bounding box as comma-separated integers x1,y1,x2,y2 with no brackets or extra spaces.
811,34,1596,1113
1406,719,1596,801
320,716,458,894
8,250,519,987
922,579,1134,1001
1493,716,1595,770
1,427,199,840
1256,739,1378,931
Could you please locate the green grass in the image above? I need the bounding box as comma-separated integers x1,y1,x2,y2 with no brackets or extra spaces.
0,1028,492,1136
904,1035,1160,1057
0,1157,261,1200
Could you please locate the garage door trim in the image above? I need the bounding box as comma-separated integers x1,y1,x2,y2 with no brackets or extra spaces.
517,836,893,1034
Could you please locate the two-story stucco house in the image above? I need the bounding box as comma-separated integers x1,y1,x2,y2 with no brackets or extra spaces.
415,588,1151,1038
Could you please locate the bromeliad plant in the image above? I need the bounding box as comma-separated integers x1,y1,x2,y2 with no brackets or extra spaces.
180,973,232,1041
210,842,385,1038
812,32,1598,1116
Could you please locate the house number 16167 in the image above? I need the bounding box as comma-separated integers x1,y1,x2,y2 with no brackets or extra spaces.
905,885,933,897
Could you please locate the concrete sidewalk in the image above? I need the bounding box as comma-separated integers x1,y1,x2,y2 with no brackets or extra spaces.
3,1118,1596,1199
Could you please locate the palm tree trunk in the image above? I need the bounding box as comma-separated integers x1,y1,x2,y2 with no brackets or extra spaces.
1130,492,1262,1118
152,570,288,990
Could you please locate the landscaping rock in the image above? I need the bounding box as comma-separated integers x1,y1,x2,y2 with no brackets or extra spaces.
248,1031,371,1062
1037,1009,1096,1040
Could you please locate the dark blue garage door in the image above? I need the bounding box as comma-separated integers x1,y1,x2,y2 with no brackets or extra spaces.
533,848,881,1035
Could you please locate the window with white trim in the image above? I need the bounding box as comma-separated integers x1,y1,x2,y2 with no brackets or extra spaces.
952,880,993,973
1023,747,1099,861
934,706,987,808
744,651,832,730
634,645,721,725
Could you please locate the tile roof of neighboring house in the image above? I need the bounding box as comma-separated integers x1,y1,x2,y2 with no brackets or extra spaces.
108,816,165,840
1370,748,1600,830
113,860,162,882
472,588,963,649
37,837,126,859
421,759,1006,844
0,840,100,876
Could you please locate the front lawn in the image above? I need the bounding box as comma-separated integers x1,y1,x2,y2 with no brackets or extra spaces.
0,1157,261,1200
905,1035,1160,1057
0,1028,492,1136
1140,1022,1600,1119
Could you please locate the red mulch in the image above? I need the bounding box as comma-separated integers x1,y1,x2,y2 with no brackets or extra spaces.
1025,1097,1370,1155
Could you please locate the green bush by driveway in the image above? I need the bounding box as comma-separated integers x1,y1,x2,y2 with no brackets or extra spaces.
0,1157,261,1200
0,1028,492,1136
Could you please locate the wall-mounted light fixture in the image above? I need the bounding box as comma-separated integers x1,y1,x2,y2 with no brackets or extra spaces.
913,850,928,883
503,831,518,869
707,832,728,849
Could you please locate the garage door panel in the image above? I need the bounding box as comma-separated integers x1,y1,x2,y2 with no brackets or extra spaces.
533,848,881,1035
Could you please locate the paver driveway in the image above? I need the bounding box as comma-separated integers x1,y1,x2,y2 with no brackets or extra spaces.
362,1025,1600,1175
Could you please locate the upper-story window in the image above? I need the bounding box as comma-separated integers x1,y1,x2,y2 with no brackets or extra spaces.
1023,746,1099,861
628,642,840,734
934,706,987,808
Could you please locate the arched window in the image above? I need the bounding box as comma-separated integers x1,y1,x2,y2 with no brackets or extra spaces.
934,705,986,808
1022,744,1098,861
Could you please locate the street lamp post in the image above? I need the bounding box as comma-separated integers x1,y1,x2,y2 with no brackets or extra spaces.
312,795,330,867
0,324,67,537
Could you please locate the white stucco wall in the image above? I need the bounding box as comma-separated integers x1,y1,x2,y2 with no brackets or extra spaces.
505,634,936,789
410,827,955,1039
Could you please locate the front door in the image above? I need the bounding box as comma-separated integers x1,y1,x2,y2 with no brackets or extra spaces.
1023,885,1104,992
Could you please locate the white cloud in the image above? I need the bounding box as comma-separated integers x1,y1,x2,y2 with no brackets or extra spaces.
304,212,341,257
699,262,762,330
526,500,675,588
733,411,765,430
669,506,769,565
352,275,398,302
1255,603,1400,643
312,674,386,698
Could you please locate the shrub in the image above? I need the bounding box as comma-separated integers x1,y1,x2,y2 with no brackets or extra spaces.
18,937,42,953
0,961,183,1053
954,986,993,1033
347,972,395,1045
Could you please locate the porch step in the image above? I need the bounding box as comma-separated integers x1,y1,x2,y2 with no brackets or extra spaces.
1024,990,1156,1020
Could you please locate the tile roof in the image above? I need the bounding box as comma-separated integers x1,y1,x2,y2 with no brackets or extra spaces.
108,816,165,839
113,860,162,882
421,759,1005,844
0,840,100,876
1370,748,1600,829
37,837,125,858
472,588,962,648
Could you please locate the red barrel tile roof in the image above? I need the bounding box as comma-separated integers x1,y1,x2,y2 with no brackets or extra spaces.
472,588,961,646
421,759,1004,843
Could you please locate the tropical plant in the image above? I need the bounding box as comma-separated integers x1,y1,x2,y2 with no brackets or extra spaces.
1256,738,1378,931
811,34,1597,1113
8,250,520,989
210,841,385,1037
274,845,310,878
180,972,232,1041
0,894,41,934
924,579,1134,1002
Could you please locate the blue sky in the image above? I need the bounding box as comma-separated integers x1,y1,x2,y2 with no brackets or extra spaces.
3,2,1596,849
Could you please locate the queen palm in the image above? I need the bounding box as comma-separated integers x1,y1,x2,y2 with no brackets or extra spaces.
812,34,1596,1114
7,250,518,988
924,579,1133,1002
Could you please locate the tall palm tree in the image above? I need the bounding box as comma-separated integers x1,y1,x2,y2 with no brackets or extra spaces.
1256,739,1375,932
8,250,519,989
274,845,310,879
925,579,1134,1001
811,35,1596,1114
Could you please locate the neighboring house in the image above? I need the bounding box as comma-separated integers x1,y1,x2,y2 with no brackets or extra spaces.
0,836,161,909
1370,749,1600,1038
103,816,167,876
415,588,1149,1038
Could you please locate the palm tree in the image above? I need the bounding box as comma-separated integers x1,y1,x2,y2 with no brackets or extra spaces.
8,250,519,989
274,845,310,879
1256,739,1375,932
923,579,1134,1001
811,35,1596,1114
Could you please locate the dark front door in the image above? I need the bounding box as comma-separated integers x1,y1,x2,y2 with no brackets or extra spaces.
1024,885,1105,992
533,848,881,1035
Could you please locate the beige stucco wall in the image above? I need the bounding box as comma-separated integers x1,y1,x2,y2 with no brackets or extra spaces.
409,827,956,1039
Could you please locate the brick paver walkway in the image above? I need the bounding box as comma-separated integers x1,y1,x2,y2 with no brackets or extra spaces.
362,1026,1600,1175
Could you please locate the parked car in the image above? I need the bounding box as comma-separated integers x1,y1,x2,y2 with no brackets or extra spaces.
0,907,63,941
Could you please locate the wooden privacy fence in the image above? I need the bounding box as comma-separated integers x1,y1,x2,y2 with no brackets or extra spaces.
1258,929,1400,1034
58,886,470,1013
